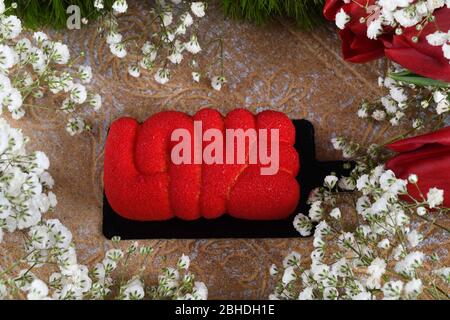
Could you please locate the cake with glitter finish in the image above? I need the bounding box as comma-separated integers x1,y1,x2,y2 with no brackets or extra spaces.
104,108,300,221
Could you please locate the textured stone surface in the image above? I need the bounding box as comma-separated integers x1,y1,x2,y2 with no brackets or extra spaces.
1,0,448,299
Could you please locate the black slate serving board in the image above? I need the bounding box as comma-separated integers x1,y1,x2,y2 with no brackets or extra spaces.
102,119,350,239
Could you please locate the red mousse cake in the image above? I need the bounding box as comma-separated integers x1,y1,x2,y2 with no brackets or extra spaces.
103,108,300,221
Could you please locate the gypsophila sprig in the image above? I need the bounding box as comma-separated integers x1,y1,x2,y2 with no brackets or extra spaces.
147,254,208,300
0,1,102,135
0,118,207,300
95,0,226,90
357,65,449,129
270,140,450,300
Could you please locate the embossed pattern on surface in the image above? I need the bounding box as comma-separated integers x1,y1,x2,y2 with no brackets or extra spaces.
0,0,448,299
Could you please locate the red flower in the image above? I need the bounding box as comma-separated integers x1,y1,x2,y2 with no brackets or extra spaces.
323,0,391,63
339,28,386,63
386,126,450,207
323,0,344,21
383,7,450,83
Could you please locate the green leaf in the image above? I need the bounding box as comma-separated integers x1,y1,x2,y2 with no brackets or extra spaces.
389,71,450,88
221,0,325,30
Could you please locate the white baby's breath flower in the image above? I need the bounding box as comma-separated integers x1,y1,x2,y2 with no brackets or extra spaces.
329,208,341,220
106,32,122,45
331,137,345,150
105,249,124,263
51,42,70,64
88,93,102,111
112,0,128,14
162,31,175,43
192,281,208,300
381,96,397,114
426,31,449,46
175,23,187,36
70,84,87,104
177,254,190,270
34,151,50,170
154,68,170,84
66,117,85,136
311,263,329,282
185,34,201,54
211,76,226,91
372,110,386,121
283,251,301,268
33,32,48,43
94,0,104,10
122,278,144,300
162,12,173,27
380,170,407,195
393,8,421,28
0,16,22,39
416,206,427,216
168,51,183,64
338,177,356,190
337,232,355,249
324,175,338,189
434,267,450,283
168,41,184,64
128,64,141,78
110,43,127,58
443,43,450,60
311,248,324,262
298,287,314,300
352,291,372,300
377,238,390,249
282,266,296,285
404,279,422,299
309,201,323,222
293,213,312,236
382,280,404,300
367,19,382,39
5,89,23,112
412,118,423,129
356,174,370,192
313,236,325,248
436,99,450,114
408,174,418,184
323,287,339,300
192,71,201,82
426,187,444,208
78,66,92,84
407,230,423,248
433,90,447,104
142,41,157,58
395,251,425,277
335,8,350,30
47,219,72,249
48,191,57,207
27,279,49,300
181,12,194,27
269,264,278,276
0,44,16,70
390,87,407,104
357,107,369,118
191,2,206,17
